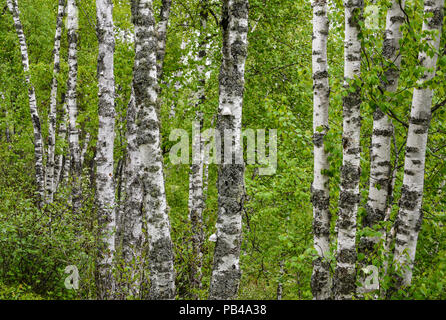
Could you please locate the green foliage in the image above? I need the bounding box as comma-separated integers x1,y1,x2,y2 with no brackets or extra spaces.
0,0,445,300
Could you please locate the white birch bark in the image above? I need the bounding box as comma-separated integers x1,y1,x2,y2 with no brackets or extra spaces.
8,0,45,208
333,0,363,300
62,102,71,183
310,0,331,300
95,0,117,300
131,0,176,299
45,0,66,204
208,0,249,300
156,0,172,80
393,0,444,288
188,116,205,292
360,0,405,258
168,39,188,119
120,90,145,298
67,0,82,212
54,98,68,191
188,1,209,293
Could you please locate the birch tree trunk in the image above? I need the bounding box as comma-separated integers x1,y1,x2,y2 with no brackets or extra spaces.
62,103,71,183
156,0,172,80
67,0,82,212
392,0,444,289
95,0,117,300
310,0,331,300
333,0,363,300
131,0,176,300
8,0,45,207
120,91,145,298
188,0,209,294
208,0,249,300
45,0,66,204
360,0,405,261
54,95,68,191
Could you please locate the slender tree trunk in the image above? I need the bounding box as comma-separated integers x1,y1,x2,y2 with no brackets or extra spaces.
131,0,176,300
67,0,82,212
310,0,331,300
332,0,363,300
360,0,405,263
188,0,209,294
156,0,172,80
120,91,145,298
168,39,188,119
95,0,117,300
189,116,205,293
392,0,444,289
45,0,66,204
8,0,45,207
208,0,249,300
62,102,71,183
54,96,68,191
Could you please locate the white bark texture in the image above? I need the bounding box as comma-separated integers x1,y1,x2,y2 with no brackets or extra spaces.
45,0,66,204
131,0,176,300
188,0,209,293
156,0,172,79
120,91,145,298
333,0,363,300
8,0,45,207
310,0,331,300
208,0,249,300
54,96,68,191
393,0,444,288
62,102,71,183
360,0,405,258
67,0,82,212
95,0,117,300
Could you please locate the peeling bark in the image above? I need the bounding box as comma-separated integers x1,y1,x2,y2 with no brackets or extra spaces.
95,0,117,300
8,0,45,208
131,0,176,300
333,0,363,300
392,0,444,289
310,0,331,300
209,0,249,300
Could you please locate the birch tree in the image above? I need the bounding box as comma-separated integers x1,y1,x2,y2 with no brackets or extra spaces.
208,0,249,300
95,0,117,300
188,0,210,292
67,0,82,212
7,0,45,208
333,0,363,300
120,91,145,298
54,94,68,191
310,0,331,300
392,0,444,289
359,0,405,283
156,0,172,80
131,0,176,300
45,0,66,204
